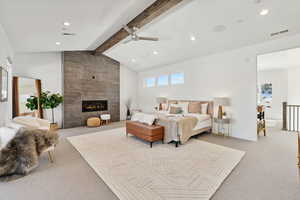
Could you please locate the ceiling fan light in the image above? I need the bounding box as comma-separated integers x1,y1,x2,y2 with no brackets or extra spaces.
260,9,269,16
190,36,196,41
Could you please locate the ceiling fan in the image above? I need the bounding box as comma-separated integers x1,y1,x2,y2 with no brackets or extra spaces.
123,25,159,44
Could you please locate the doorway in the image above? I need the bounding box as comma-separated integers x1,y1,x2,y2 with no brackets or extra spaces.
257,47,300,131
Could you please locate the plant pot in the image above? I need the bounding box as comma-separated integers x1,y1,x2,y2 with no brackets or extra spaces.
50,123,59,131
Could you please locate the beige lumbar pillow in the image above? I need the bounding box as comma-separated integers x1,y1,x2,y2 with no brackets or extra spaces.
188,102,201,113
169,106,183,114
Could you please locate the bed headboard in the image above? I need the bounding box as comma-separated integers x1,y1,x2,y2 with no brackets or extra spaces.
167,100,214,117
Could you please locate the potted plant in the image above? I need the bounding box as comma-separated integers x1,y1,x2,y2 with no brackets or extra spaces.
40,91,63,128
26,95,39,117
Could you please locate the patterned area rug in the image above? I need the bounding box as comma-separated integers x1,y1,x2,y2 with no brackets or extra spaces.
68,128,245,200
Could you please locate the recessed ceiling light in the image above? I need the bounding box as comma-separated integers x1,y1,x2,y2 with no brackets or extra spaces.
236,19,244,23
153,51,158,55
63,21,71,26
131,58,136,62
260,9,269,16
55,42,61,45
213,25,227,33
190,36,196,41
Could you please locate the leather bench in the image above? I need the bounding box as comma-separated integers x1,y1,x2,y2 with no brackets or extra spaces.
126,120,164,148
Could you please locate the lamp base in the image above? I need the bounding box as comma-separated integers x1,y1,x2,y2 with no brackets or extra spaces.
159,103,162,111
218,105,223,119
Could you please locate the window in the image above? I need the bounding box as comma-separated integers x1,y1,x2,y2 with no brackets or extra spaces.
171,73,184,85
260,83,272,105
145,77,156,88
157,75,169,86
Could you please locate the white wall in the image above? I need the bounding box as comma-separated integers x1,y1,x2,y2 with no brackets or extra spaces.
13,53,63,127
258,69,288,120
288,67,300,105
137,34,300,142
0,24,14,126
120,64,138,120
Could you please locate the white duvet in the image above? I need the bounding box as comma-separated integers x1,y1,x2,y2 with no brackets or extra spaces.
183,113,212,130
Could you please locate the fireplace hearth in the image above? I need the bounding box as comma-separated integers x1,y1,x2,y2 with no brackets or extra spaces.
82,100,108,112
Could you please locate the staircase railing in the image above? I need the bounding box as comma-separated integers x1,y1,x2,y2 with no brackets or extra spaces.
282,102,300,132
282,102,300,168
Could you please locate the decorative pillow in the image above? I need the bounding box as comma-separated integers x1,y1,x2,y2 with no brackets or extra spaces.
131,112,143,122
13,116,40,128
188,102,201,113
161,103,169,111
141,114,156,125
201,103,209,114
169,106,183,114
168,103,177,112
6,121,25,131
168,100,178,105
177,102,189,114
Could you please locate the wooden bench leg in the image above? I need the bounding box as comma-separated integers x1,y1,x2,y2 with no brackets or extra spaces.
48,151,54,163
150,142,153,148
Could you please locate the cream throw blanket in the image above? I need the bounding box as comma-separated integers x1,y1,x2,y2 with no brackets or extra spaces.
177,116,198,143
157,115,198,144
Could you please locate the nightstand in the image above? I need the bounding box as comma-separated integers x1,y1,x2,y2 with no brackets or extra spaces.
213,118,231,136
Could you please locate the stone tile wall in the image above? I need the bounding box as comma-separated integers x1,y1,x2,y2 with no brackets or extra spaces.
63,51,120,128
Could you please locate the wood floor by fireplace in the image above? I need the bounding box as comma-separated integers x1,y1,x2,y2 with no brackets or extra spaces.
82,100,108,112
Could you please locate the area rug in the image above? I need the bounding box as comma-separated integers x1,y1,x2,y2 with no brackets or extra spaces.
68,128,245,200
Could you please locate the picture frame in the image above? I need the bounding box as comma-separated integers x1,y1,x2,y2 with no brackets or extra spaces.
0,66,8,102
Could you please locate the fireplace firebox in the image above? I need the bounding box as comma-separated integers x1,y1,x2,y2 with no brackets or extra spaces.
82,100,108,112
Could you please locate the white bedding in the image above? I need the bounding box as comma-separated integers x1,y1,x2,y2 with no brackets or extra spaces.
156,112,212,131
184,113,212,130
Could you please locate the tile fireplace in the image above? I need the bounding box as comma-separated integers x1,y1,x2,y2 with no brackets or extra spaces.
82,100,108,112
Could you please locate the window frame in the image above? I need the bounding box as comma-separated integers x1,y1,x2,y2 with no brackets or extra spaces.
170,72,185,85
144,77,156,88
157,74,169,87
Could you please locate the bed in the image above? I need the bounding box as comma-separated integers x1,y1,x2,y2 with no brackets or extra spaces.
156,100,213,147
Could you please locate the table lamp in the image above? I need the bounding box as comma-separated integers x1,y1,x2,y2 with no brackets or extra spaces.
156,97,167,110
214,97,230,119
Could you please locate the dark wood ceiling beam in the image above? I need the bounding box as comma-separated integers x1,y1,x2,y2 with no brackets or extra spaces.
94,0,183,54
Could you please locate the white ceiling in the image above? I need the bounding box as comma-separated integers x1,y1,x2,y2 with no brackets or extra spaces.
105,0,300,71
257,48,300,71
0,0,156,52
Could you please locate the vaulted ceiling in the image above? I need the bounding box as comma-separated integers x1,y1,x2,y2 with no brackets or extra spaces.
1,0,300,72
0,0,156,52
105,0,300,71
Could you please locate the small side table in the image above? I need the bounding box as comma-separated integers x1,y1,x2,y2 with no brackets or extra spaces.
213,118,231,136
100,114,111,125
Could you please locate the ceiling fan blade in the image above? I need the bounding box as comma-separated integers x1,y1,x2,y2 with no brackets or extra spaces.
123,25,133,34
138,36,159,41
123,38,133,44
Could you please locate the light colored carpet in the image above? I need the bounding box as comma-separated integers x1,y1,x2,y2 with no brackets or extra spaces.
68,127,245,200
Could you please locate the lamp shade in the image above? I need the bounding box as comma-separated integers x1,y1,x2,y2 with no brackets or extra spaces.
214,97,230,106
156,97,167,104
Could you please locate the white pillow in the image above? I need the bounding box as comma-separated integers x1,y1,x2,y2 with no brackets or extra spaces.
141,114,156,126
0,127,17,150
13,116,40,128
201,103,209,114
6,121,24,131
176,102,189,114
131,112,143,122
